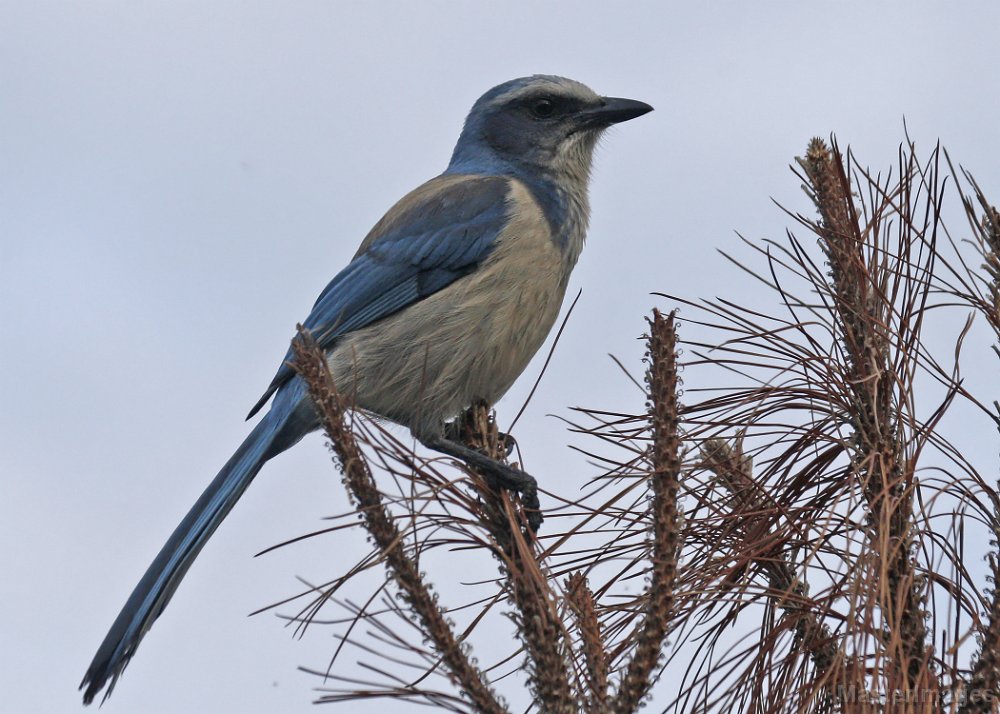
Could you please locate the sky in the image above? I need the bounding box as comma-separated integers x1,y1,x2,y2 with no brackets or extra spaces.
3,2,1000,713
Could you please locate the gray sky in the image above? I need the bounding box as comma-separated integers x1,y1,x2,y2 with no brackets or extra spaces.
3,2,1000,712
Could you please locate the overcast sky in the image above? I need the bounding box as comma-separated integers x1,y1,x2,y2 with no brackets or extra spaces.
3,3,1000,713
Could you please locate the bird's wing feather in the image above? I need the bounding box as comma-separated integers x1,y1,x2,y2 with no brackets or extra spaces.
247,174,511,418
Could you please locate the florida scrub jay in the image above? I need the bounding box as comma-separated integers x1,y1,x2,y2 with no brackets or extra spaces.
81,74,651,704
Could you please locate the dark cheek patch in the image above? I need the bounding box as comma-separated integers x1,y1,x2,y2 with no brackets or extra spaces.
483,113,529,155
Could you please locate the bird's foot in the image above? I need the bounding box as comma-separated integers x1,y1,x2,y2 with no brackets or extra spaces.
421,434,542,531
480,462,540,532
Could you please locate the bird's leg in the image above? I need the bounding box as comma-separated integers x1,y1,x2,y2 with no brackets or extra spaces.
420,434,542,531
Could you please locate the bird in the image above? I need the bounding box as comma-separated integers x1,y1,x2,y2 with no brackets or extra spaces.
80,74,652,704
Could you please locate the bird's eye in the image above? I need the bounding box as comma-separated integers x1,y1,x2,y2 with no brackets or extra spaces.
531,98,556,119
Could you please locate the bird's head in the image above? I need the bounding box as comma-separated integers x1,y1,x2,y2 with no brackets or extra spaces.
448,75,652,185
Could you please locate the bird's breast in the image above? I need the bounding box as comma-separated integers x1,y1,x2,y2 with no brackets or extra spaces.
327,178,576,437
463,178,572,388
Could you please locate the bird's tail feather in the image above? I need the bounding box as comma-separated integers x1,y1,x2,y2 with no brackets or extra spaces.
80,408,291,705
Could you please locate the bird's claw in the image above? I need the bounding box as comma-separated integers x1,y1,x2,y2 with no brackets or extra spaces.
481,462,542,531
497,431,518,458
422,432,542,531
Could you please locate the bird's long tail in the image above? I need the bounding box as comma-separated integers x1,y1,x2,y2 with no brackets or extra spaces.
80,401,306,705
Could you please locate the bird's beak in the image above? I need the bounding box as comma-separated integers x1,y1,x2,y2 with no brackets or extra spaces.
575,97,653,130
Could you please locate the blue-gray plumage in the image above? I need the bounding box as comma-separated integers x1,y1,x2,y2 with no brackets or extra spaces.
81,75,651,704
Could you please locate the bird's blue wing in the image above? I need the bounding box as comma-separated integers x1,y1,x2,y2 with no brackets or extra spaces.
247,175,511,418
